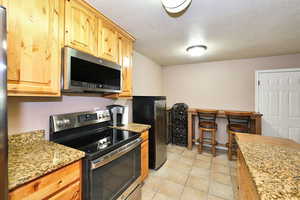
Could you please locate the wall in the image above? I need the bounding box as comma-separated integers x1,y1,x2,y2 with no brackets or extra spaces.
163,53,300,110
132,51,163,96
162,53,300,145
8,95,114,136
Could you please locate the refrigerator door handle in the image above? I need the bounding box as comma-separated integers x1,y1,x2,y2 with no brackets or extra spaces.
0,6,8,200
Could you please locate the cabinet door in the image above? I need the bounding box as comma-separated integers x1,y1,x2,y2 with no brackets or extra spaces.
9,161,81,200
98,19,117,62
65,0,98,55
104,35,133,99
48,181,81,200
141,140,149,182
119,35,133,97
6,0,63,96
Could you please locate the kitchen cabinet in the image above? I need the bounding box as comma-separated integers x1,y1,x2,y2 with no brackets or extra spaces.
105,34,133,98
119,35,133,97
237,149,260,200
65,0,98,56
2,0,134,97
140,131,149,182
4,0,63,96
9,160,82,200
98,19,118,63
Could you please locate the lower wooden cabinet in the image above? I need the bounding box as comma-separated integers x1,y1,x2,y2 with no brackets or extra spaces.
48,181,81,200
237,149,260,200
9,160,82,200
141,131,149,182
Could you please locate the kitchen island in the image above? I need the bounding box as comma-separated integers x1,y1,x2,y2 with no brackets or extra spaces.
235,133,300,200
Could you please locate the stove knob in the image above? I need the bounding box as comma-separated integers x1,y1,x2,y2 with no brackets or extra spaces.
56,120,64,127
63,119,70,124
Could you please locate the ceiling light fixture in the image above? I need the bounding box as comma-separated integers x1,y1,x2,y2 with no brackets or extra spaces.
186,45,207,56
161,0,192,13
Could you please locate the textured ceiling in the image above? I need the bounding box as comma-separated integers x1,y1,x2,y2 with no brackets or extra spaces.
87,0,300,66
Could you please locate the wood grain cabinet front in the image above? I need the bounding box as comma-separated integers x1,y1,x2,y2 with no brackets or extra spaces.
237,149,260,200
105,34,133,98
3,0,63,96
9,160,82,200
48,181,81,200
98,19,118,63
141,131,149,182
119,35,133,97
65,0,98,56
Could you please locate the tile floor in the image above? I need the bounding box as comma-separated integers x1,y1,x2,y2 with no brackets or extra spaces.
141,144,237,200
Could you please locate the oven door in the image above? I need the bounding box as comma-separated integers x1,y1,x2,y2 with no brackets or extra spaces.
90,138,142,200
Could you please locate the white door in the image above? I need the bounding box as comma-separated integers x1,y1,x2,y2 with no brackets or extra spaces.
256,69,300,143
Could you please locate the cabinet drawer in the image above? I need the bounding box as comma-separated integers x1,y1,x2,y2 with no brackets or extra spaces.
140,131,149,142
48,181,81,200
9,161,82,200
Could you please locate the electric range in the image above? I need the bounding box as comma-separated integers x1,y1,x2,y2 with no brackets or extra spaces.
50,110,142,200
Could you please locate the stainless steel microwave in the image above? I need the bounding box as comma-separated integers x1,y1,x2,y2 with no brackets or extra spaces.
62,47,121,93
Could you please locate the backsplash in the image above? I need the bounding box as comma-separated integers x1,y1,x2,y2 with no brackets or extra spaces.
8,95,132,138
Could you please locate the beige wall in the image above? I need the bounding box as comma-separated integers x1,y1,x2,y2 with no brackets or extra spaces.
163,53,300,145
8,95,114,136
163,53,300,110
133,51,163,96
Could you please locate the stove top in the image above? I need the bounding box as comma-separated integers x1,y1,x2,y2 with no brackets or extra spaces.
58,128,139,157
50,110,140,158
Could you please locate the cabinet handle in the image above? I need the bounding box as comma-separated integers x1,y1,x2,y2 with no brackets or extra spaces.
33,182,40,191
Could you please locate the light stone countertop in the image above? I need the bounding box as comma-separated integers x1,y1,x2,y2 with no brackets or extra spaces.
112,123,151,133
236,133,300,200
8,130,85,190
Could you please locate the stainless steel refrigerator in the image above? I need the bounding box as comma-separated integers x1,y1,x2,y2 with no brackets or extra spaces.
0,6,8,200
133,96,167,170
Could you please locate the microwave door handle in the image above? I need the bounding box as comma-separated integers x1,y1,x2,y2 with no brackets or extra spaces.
90,138,142,170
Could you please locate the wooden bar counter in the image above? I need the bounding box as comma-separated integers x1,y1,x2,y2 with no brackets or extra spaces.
187,108,262,150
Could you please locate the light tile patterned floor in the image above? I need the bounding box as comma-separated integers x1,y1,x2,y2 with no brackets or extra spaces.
141,144,237,200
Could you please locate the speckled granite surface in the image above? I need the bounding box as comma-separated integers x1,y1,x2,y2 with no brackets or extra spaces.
236,134,300,200
112,123,151,133
8,130,85,190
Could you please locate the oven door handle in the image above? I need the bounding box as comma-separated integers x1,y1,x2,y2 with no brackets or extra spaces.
90,137,142,170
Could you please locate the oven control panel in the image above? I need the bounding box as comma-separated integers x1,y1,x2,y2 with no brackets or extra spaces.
50,110,111,133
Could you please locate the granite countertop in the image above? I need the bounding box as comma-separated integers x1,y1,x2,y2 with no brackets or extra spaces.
8,130,85,190
112,123,151,133
235,133,300,200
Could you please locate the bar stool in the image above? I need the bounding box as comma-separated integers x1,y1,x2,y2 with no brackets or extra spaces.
197,109,218,156
225,111,252,160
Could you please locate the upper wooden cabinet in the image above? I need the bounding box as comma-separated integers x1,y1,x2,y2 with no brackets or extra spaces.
105,34,133,98
4,0,63,96
65,0,98,55
2,0,134,97
98,19,118,63
119,35,133,97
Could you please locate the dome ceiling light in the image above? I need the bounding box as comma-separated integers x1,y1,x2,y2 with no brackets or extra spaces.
161,0,192,13
186,45,207,56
